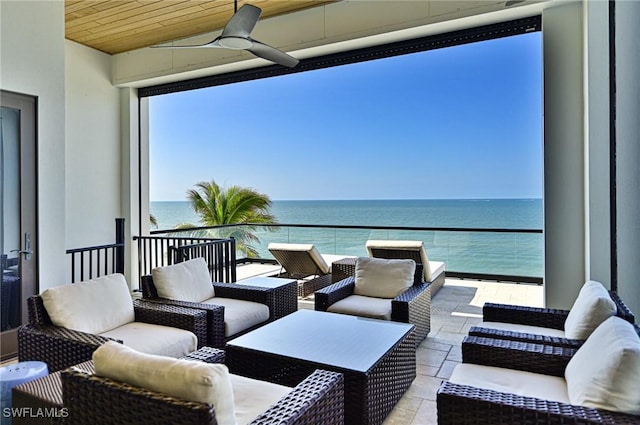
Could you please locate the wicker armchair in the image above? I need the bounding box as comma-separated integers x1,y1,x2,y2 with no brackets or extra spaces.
469,289,635,348
315,263,431,344
437,323,640,425
141,273,276,348
18,295,207,373
61,365,345,425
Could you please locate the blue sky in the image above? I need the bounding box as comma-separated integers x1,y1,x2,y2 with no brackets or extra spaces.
149,32,542,202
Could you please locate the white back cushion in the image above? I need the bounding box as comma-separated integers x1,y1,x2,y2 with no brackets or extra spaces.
353,257,415,299
565,316,640,414
152,257,215,302
94,341,237,425
564,280,617,339
41,273,134,334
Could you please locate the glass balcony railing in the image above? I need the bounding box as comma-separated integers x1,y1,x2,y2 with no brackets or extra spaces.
151,223,543,284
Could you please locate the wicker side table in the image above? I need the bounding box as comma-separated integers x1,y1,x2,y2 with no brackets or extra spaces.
331,258,357,283
236,276,298,319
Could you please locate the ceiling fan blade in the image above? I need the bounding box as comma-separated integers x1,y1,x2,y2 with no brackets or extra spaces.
222,4,262,38
151,38,221,49
248,39,299,68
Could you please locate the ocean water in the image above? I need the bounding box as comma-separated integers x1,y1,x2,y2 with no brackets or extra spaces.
150,199,543,278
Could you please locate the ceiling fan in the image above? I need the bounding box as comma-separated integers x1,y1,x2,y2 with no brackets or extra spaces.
152,1,299,68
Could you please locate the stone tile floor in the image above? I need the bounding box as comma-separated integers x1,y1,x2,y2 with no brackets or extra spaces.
297,278,544,425
380,278,544,425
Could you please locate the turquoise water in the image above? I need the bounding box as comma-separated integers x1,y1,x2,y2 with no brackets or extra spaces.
150,199,543,278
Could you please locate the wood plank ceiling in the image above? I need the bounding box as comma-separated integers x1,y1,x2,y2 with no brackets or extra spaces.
65,0,334,55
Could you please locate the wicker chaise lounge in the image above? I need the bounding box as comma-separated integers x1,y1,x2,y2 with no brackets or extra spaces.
365,240,446,295
469,280,636,348
268,243,348,297
438,318,640,424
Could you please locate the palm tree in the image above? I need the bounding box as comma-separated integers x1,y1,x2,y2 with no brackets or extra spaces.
176,180,278,257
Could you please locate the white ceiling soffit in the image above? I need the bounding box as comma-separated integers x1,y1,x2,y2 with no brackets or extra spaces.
113,0,547,88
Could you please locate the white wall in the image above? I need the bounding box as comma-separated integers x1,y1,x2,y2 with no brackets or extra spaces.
65,40,121,250
615,0,640,315
0,0,67,290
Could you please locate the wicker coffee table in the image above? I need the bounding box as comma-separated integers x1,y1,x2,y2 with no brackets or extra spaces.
226,310,416,425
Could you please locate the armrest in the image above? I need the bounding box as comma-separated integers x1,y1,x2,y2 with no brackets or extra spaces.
213,282,271,306
392,282,431,343
437,381,640,424
138,298,226,348
314,277,355,311
250,370,344,425
468,326,584,349
133,300,208,348
482,303,569,330
17,324,120,373
462,335,576,377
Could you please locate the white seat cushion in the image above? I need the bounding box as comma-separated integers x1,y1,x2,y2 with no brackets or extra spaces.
327,295,392,320
99,322,197,358
450,363,570,405
202,297,269,337
428,261,446,282
565,316,640,414
93,341,236,425
474,321,567,338
41,273,135,334
353,257,415,299
231,373,292,424
564,280,617,340
152,257,215,303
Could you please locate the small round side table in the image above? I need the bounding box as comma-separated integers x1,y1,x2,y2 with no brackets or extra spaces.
1,361,49,424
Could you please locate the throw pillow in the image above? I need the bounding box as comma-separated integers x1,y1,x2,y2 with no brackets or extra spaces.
152,257,215,302
41,273,135,334
565,316,640,414
564,280,617,339
93,341,237,425
353,257,415,299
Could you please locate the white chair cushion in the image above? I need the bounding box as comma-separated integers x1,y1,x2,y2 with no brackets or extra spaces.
353,257,415,299
93,341,237,425
475,321,567,338
99,322,197,358
449,363,570,405
564,280,617,339
565,316,640,414
41,273,134,334
231,373,291,424
366,239,433,281
202,297,270,337
152,257,215,303
327,295,392,320
428,261,446,282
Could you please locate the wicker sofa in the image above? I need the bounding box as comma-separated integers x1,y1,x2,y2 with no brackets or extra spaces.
469,281,635,348
18,274,207,372
315,260,431,344
141,258,279,348
437,318,640,424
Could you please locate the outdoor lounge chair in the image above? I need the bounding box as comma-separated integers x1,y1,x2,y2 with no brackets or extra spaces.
268,242,347,298
365,239,446,295
141,257,275,348
18,273,207,372
468,280,636,348
60,342,345,425
437,317,640,424
315,257,431,344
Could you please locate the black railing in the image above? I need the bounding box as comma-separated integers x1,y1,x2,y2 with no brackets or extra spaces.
66,218,125,283
134,235,236,284
153,222,544,284
170,239,237,283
